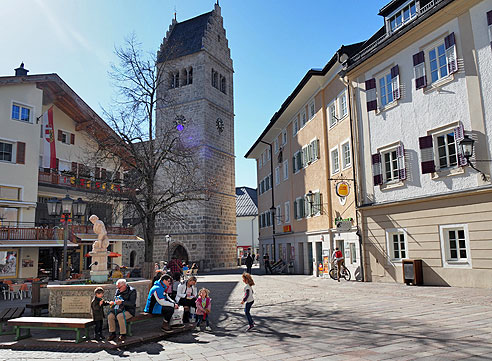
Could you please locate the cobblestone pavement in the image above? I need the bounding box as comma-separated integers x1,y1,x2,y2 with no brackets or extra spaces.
1,269,492,360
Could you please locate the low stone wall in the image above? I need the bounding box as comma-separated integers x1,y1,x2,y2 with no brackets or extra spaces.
48,280,151,318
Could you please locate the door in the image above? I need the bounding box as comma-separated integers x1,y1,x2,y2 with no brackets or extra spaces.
307,243,313,275
297,242,304,274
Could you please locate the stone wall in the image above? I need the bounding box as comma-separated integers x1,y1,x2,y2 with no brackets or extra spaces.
122,241,145,269
48,280,151,318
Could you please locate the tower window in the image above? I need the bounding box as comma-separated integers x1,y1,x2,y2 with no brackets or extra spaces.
212,69,219,88
182,69,188,86
220,75,226,94
188,67,193,84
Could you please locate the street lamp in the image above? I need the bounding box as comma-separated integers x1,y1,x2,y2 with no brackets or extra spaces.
306,190,314,217
459,135,488,181
47,194,86,281
165,234,171,264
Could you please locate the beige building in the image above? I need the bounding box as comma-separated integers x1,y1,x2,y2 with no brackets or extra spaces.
246,50,362,278
343,0,492,287
0,65,141,280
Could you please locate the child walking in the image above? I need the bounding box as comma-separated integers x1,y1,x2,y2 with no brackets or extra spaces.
91,287,109,341
195,288,212,331
241,273,255,331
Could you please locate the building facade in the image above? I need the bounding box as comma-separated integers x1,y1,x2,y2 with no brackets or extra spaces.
154,4,237,270
236,187,259,259
0,66,141,280
246,52,362,278
344,0,492,287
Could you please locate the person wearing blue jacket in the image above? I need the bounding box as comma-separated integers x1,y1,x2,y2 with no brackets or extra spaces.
144,274,179,331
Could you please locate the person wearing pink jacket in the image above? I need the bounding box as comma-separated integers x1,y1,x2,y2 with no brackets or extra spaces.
195,288,211,331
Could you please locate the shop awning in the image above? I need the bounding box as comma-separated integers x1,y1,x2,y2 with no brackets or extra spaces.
0,240,79,247
75,234,144,244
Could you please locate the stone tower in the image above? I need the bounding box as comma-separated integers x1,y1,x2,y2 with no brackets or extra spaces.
154,3,236,270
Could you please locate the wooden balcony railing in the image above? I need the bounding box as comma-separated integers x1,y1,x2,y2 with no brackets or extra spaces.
38,171,128,194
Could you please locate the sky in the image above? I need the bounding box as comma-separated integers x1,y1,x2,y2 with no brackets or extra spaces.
0,0,388,188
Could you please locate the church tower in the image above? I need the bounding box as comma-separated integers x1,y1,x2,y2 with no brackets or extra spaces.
154,3,236,270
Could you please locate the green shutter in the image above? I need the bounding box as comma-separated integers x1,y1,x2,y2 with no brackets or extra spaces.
292,156,296,173
294,200,298,219
315,192,320,215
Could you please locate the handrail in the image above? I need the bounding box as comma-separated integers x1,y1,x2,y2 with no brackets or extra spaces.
0,225,135,240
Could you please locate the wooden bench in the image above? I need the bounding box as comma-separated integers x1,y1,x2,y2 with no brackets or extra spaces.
8,317,95,343
0,307,24,335
26,302,49,317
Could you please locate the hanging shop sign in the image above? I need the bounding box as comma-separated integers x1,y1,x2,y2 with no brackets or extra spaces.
336,181,350,197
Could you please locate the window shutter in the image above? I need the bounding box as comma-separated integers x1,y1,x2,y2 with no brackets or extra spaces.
70,133,75,145
58,130,63,141
419,135,436,174
365,78,377,112
297,152,302,170
314,192,320,215
444,32,458,74
292,156,296,173
294,200,298,219
300,198,305,218
397,144,407,180
16,142,26,164
413,51,427,89
487,11,492,48
72,162,78,175
391,65,401,100
315,139,320,160
319,192,323,215
372,153,383,186
55,158,59,170
453,122,467,167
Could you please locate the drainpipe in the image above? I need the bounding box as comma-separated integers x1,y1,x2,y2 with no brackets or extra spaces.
260,140,276,262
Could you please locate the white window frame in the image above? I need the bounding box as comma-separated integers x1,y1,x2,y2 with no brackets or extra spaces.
308,99,315,120
427,41,449,84
0,140,15,163
295,196,304,220
328,100,337,128
283,159,289,180
276,205,282,225
439,224,472,268
341,139,351,170
59,130,72,145
292,117,299,136
11,101,33,123
378,71,395,108
282,129,287,145
258,157,262,169
387,0,417,33
301,109,307,128
433,126,458,171
488,23,492,45
330,146,340,175
284,201,290,223
338,91,348,119
275,166,280,186
385,228,408,263
267,148,271,161
381,145,400,183
274,138,279,154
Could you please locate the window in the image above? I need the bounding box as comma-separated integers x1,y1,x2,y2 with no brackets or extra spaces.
257,157,262,169
0,207,18,226
440,224,471,268
260,213,265,228
188,67,193,84
283,159,288,180
488,11,492,47
58,130,74,145
11,103,31,122
293,150,302,173
220,75,227,94
306,191,322,217
388,1,417,32
328,101,337,128
266,211,271,227
373,144,406,185
293,117,299,136
284,201,290,223
211,69,218,88
267,148,271,161
330,147,339,174
436,131,457,169
379,73,394,107
0,142,13,162
274,138,279,154
339,93,347,118
309,100,315,119
413,33,457,89
281,129,287,145
293,197,305,220
301,110,307,127
386,230,407,261
429,43,448,83
275,166,280,185
0,186,20,201
261,152,265,166
341,141,351,169
276,205,282,225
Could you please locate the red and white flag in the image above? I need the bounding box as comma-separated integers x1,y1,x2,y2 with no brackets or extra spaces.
41,107,56,169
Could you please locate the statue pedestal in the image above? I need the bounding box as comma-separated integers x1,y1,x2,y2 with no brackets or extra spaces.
89,251,110,283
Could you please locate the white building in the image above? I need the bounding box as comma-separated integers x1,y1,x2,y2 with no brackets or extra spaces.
236,187,259,259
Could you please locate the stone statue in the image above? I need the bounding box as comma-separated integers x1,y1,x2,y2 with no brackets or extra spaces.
89,215,110,252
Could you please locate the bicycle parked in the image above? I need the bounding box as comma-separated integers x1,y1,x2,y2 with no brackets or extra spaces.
329,262,351,281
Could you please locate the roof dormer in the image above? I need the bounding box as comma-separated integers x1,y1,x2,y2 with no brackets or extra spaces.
379,0,420,35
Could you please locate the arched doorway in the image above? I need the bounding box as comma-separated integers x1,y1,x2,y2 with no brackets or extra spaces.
129,251,136,267
172,244,189,263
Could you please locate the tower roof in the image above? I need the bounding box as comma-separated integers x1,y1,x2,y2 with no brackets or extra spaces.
157,11,214,63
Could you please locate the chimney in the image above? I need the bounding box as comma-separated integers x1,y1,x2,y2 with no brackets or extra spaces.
15,62,29,76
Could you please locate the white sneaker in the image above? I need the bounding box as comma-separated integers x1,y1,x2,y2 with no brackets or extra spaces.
205,325,212,331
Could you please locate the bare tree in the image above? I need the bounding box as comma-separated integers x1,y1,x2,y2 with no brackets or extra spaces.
85,35,209,278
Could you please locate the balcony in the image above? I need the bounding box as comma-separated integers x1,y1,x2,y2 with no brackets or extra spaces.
38,170,127,194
